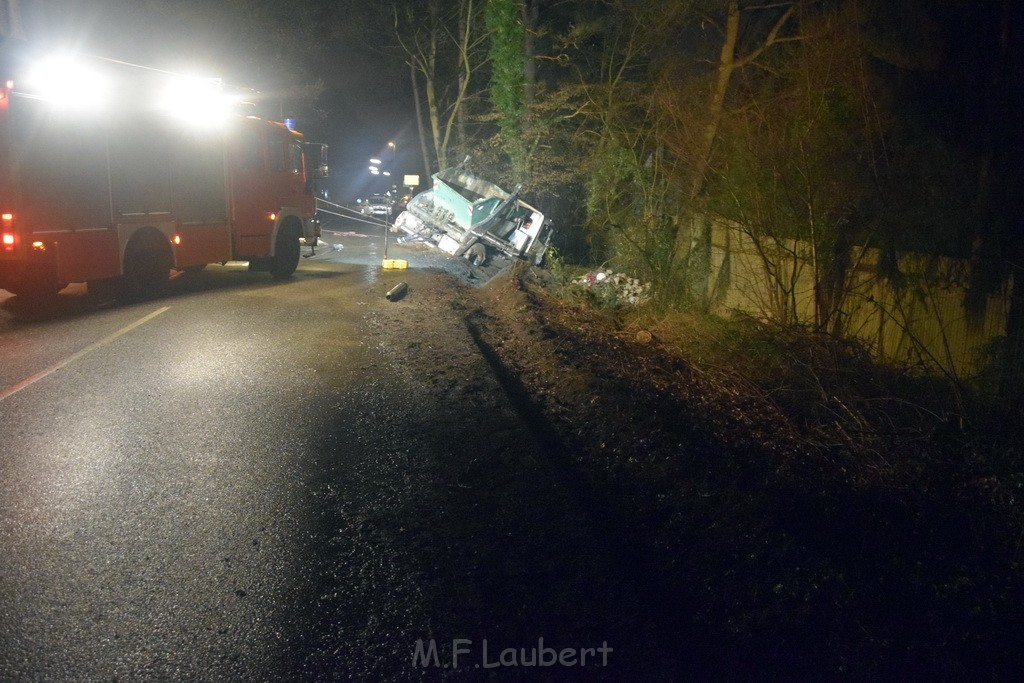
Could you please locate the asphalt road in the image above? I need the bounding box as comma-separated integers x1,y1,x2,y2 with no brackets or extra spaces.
0,228,378,679
0,219,661,679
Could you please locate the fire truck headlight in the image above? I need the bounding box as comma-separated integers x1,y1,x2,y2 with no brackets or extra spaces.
25,56,109,112
157,77,236,124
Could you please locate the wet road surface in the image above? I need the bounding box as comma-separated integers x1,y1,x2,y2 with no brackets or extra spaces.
0,218,665,679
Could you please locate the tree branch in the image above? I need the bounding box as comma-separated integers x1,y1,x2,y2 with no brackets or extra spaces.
734,4,798,69
744,1,797,10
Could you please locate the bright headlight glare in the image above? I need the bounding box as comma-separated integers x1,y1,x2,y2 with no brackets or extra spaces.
156,76,233,123
26,56,109,111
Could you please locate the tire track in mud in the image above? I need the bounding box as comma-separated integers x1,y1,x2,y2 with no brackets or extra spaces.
461,302,707,679
357,270,686,678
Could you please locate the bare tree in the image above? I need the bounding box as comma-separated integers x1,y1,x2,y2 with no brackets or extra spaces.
689,1,801,200
706,2,886,331
394,0,487,171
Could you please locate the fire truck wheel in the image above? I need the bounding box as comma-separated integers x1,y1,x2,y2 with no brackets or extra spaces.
123,231,172,298
270,223,302,278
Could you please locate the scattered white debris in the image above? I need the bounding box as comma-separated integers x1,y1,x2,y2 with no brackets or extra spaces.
573,270,652,306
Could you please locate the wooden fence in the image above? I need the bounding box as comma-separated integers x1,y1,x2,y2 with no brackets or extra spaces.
706,221,1014,381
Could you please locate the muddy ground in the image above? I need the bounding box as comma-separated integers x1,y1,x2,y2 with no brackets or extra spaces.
371,262,1023,679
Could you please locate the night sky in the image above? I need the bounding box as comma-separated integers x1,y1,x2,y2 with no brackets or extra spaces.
4,0,417,202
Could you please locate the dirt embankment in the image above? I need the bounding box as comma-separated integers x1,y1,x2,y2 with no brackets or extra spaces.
460,264,1024,679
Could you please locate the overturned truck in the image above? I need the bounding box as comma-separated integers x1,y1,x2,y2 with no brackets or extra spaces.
391,159,552,267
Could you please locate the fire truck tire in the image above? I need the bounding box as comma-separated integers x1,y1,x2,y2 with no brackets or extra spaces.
270,223,302,278
123,231,172,298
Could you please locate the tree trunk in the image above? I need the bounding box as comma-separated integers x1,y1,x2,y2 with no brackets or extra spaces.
425,29,445,169
456,4,468,157
522,0,536,126
690,0,741,201
438,0,474,169
411,61,433,179
675,2,740,281
395,0,480,174
686,1,796,202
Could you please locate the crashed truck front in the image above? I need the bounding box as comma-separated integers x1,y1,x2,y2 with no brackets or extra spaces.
392,161,552,267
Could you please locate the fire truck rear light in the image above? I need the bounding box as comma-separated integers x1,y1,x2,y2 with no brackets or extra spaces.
3,213,13,249
172,234,182,245
268,212,277,221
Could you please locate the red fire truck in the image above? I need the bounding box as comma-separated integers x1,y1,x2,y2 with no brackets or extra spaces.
0,45,328,298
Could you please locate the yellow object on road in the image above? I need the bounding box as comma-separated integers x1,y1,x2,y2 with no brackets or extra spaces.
382,259,408,269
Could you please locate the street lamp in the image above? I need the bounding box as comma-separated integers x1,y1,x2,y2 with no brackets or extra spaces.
370,151,396,260
377,141,408,269
385,142,398,196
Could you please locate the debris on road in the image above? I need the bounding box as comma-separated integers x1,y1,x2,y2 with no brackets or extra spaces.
385,282,409,301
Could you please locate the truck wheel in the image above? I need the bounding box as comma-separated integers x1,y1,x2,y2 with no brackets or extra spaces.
466,243,487,267
87,278,119,300
270,224,301,278
123,232,172,298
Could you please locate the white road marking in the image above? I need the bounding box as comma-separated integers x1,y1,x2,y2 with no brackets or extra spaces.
0,306,170,402
323,229,372,238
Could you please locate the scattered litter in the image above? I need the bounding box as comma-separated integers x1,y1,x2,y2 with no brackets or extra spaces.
572,270,652,307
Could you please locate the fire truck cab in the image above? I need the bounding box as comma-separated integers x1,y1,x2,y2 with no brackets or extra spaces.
0,43,328,298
